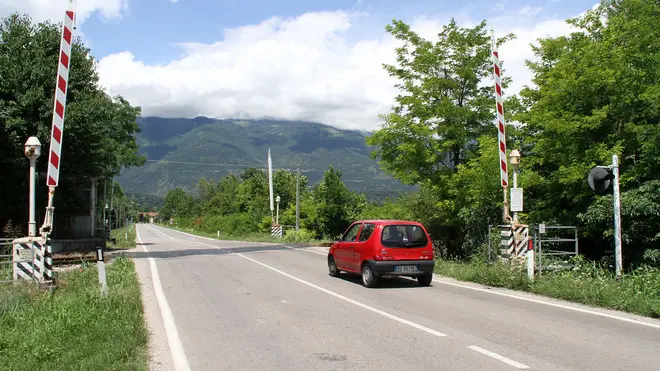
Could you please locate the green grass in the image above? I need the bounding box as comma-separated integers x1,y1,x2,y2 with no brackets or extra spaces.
108,223,137,250
435,255,660,318
0,255,148,370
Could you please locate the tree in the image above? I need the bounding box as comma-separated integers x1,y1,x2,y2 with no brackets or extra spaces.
515,0,660,230
366,19,513,187
365,18,514,255
237,167,269,215
160,188,194,219
0,13,144,232
312,165,367,238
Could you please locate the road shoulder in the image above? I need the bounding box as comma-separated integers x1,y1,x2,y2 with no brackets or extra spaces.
130,231,175,371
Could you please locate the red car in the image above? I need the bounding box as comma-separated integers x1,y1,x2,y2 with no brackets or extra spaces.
327,220,435,288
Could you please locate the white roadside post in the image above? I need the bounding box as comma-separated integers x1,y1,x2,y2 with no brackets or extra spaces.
24,137,42,237
97,247,108,298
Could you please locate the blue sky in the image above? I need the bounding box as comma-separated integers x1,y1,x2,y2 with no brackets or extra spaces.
3,0,598,129
80,0,593,63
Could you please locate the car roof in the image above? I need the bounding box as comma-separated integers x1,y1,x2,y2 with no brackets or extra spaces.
354,219,424,226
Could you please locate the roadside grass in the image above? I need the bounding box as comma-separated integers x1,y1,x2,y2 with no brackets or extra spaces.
0,255,148,370
107,223,137,250
435,255,660,318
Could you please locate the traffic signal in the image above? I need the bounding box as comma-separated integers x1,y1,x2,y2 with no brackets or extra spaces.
588,166,614,195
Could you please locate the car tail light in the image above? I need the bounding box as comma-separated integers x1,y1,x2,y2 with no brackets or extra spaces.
418,250,433,260
374,255,393,261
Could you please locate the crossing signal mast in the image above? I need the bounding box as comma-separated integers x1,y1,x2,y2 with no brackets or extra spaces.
40,0,76,238
587,155,623,279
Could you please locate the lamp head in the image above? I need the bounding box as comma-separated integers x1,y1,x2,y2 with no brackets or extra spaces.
24,136,42,160
509,149,521,166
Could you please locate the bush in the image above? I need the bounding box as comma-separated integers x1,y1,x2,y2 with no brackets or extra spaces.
283,228,317,244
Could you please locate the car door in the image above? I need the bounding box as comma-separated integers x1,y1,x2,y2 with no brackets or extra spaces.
353,223,376,270
335,223,362,271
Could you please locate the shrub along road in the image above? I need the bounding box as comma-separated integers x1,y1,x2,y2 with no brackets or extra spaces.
132,223,660,371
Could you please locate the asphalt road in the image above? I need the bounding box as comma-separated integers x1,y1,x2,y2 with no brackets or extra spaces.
132,224,660,371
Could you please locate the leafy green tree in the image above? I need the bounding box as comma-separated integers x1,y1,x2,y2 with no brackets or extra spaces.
0,13,144,231
364,18,514,255
160,187,194,219
366,19,513,186
515,0,660,230
579,180,660,267
237,167,269,215
273,169,307,212
312,165,367,238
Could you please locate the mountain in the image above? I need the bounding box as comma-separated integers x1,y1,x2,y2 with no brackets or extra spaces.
117,117,414,202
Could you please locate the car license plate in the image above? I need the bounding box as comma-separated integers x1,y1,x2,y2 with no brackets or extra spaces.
394,265,418,273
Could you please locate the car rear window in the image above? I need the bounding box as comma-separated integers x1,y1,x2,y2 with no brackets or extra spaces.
381,224,428,248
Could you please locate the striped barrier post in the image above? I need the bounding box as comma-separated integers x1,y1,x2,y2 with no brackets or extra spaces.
500,224,529,260
271,224,282,238
13,240,36,281
512,225,529,258
12,237,53,282
40,239,54,282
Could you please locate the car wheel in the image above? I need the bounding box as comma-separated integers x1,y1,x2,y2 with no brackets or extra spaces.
328,256,340,277
361,263,379,288
417,272,433,287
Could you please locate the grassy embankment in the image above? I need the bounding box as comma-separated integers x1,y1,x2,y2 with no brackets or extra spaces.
435,255,660,318
0,255,148,370
107,223,138,250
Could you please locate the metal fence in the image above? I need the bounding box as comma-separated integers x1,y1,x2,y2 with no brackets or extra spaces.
486,224,579,273
532,225,579,274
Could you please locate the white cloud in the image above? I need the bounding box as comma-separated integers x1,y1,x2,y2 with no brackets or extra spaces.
96,7,581,131
0,0,128,25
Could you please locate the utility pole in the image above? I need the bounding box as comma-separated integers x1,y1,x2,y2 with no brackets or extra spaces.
612,155,623,278
110,177,114,231
588,154,624,279
296,167,300,231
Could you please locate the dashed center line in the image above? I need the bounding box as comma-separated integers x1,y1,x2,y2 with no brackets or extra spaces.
467,345,529,369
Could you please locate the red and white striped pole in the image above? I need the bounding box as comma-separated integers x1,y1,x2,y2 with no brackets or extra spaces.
41,0,76,236
491,28,510,222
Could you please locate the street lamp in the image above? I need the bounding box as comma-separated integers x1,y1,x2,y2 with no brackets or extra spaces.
275,195,281,225
509,149,521,223
24,137,41,237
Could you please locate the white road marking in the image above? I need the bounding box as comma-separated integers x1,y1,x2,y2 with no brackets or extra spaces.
284,245,327,256
158,225,273,245
467,345,529,369
433,278,660,330
236,252,448,338
136,226,191,371
148,225,174,239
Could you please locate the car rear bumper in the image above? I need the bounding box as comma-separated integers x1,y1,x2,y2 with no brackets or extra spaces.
367,259,435,276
